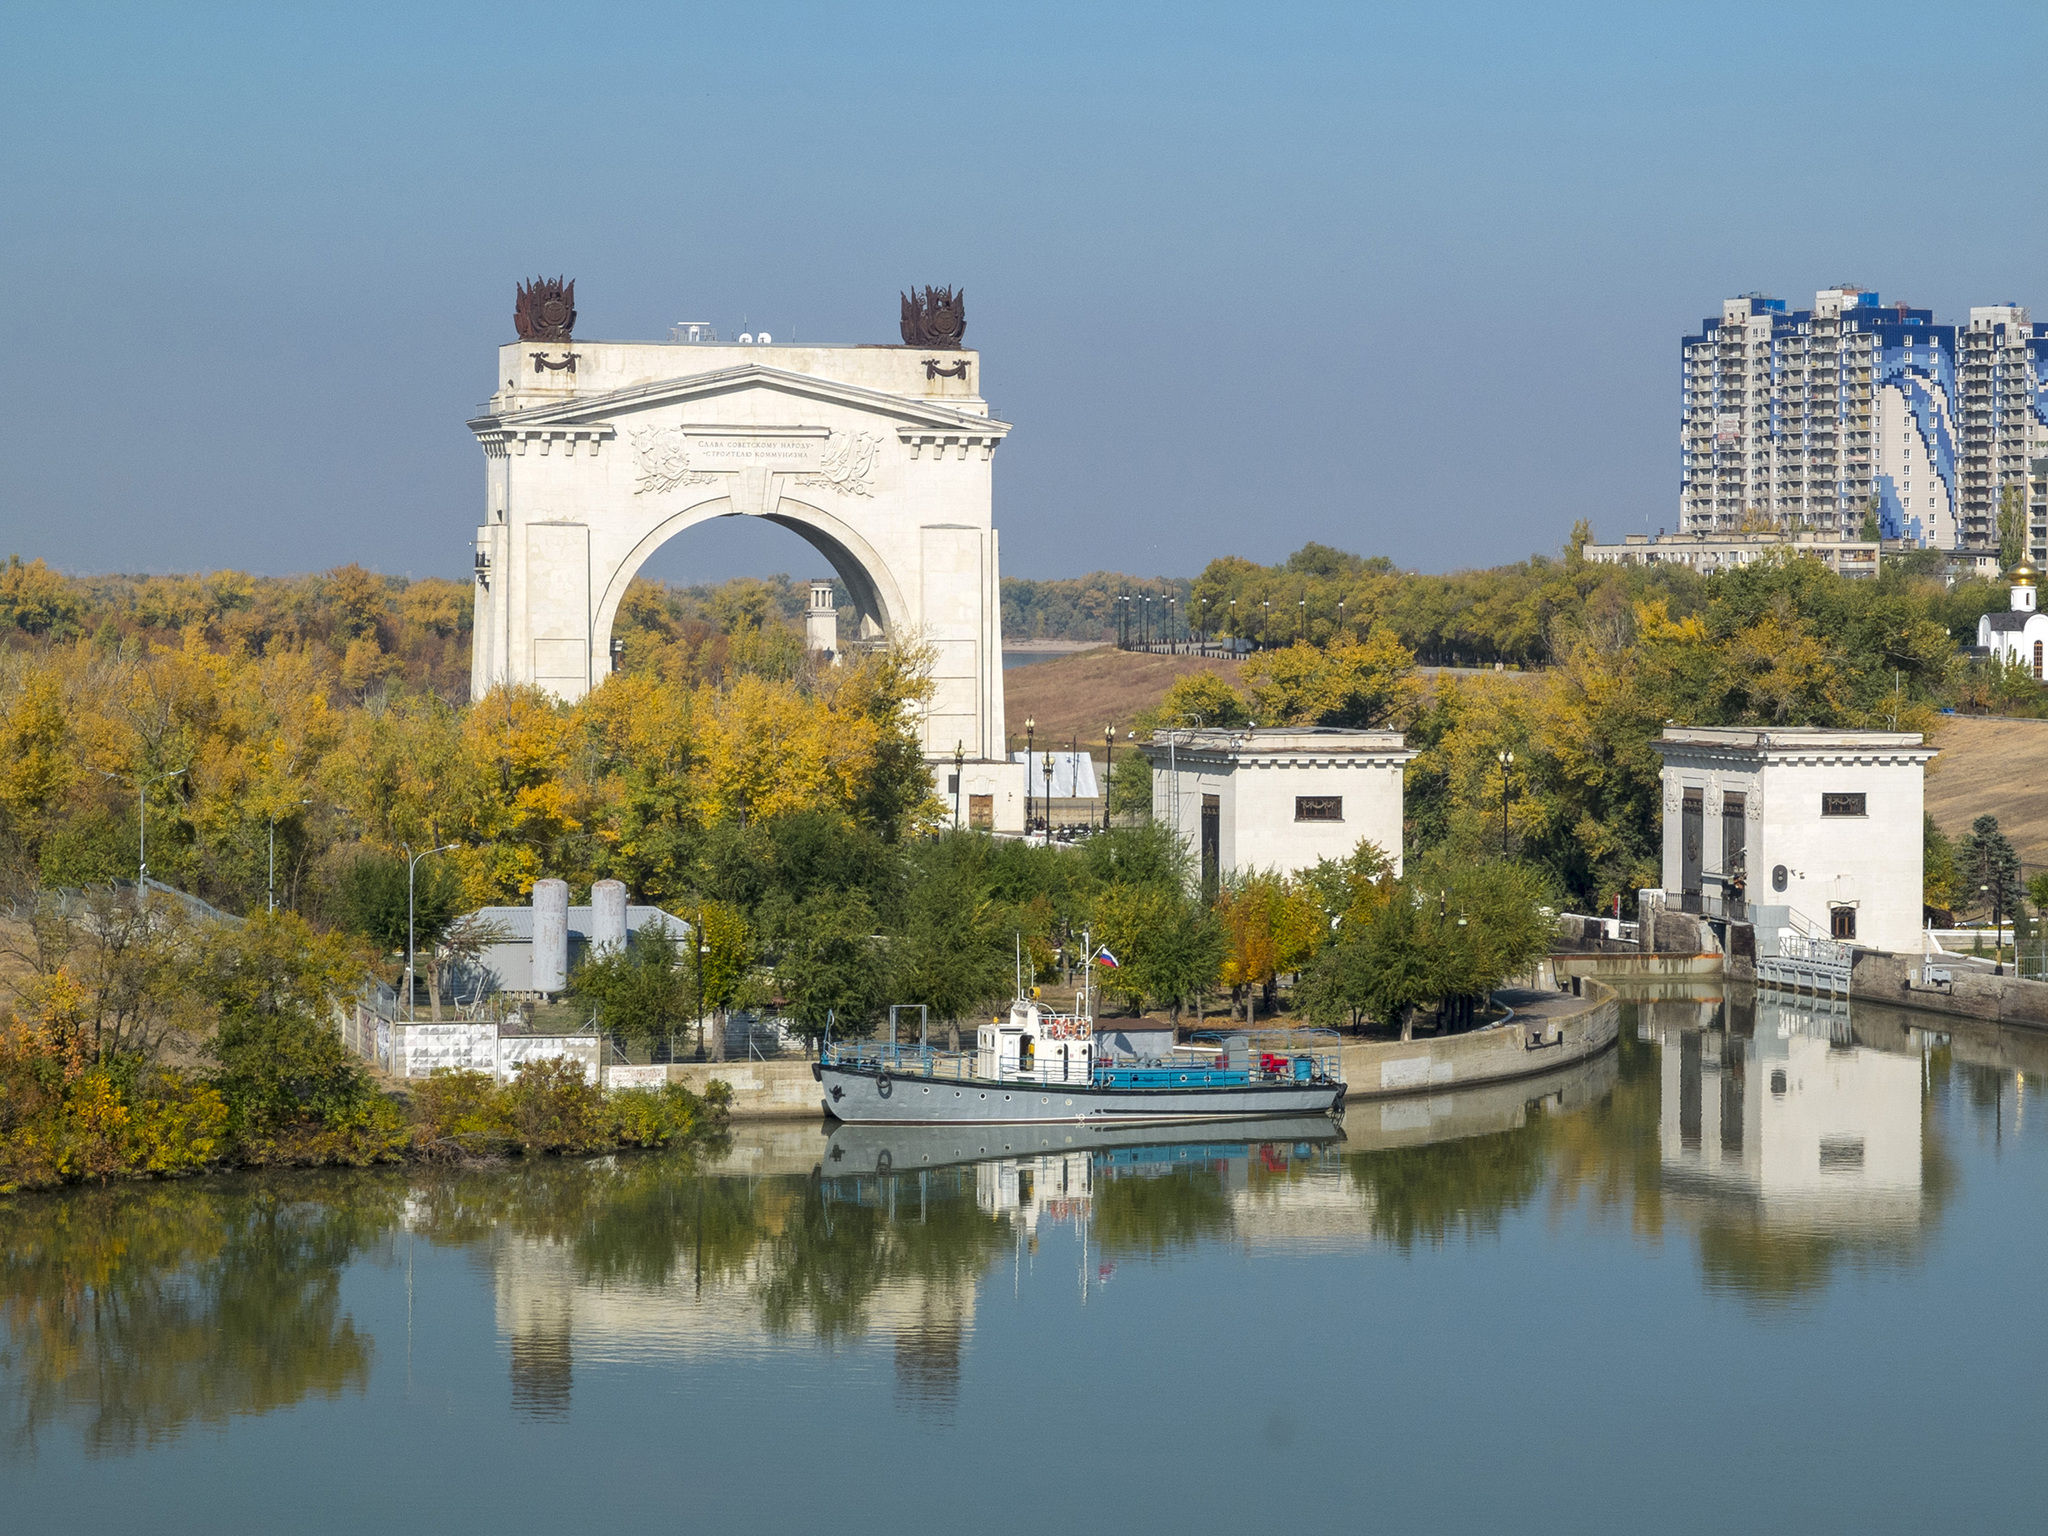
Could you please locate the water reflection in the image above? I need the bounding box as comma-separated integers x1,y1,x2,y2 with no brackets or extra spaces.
1639,989,1954,1299
0,1178,401,1455
0,990,2030,1454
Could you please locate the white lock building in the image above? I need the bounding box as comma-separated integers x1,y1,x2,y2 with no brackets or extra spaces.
1141,727,1414,887
1652,727,1937,955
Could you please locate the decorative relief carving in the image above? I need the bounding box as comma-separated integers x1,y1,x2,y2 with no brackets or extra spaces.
794,430,883,498
629,426,717,495
922,358,970,381
515,277,576,342
531,351,578,374
900,285,965,348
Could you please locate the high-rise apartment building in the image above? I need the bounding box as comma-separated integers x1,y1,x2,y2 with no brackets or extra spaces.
1681,289,1965,545
1955,306,2048,552
1682,288,2048,552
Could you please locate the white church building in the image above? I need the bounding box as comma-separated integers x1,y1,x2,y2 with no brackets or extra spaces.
1976,560,2048,674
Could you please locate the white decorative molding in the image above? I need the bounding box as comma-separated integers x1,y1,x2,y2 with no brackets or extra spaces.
899,427,1002,461
629,426,718,494
795,430,883,498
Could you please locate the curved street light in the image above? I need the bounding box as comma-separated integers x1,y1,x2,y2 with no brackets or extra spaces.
405,842,460,1022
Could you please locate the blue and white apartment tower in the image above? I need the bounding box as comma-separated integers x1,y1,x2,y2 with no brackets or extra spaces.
1682,288,2048,555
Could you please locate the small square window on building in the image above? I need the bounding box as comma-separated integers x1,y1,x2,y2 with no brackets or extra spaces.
1821,792,1867,817
1294,796,1343,823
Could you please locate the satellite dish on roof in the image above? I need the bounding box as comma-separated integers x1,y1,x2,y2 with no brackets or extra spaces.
757,332,771,344
738,332,754,344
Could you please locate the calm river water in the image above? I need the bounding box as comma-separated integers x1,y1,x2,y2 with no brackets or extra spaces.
4,989,2043,1534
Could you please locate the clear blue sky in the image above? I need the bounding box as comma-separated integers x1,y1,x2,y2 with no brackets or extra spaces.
3,1,2043,584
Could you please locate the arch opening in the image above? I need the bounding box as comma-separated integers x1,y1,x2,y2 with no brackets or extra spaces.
590,495,909,682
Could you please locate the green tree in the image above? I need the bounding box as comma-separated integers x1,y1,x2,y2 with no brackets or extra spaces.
1924,814,1959,916
1956,813,2022,923
335,851,462,1012
892,833,1014,1051
573,924,697,1057
775,891,886,1051
1997,484,2027,569
199,912,378,1150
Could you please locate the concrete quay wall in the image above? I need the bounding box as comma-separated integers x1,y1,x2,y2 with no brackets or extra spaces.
1334,982,1618,1103
1848,949,2048,1032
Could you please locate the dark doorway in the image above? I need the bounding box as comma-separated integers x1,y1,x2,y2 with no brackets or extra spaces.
1681,790,1703,912
1200,794,1220,898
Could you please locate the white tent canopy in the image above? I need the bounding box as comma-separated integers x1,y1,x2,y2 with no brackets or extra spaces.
1010,750,1100,798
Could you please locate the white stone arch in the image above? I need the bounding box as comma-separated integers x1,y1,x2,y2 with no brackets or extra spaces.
467,345,1020,794
589,492,912,667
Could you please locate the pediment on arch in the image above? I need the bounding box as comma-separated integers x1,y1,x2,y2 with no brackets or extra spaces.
470,363,1013,439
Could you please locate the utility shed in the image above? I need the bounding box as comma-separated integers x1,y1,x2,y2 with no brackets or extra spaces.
1652,727,1936,954
458,903,692,998
1140,727,1414,887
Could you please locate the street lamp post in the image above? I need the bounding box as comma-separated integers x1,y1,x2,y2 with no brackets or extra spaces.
269,798,315,913
103,766,187,897
1497,749,1514,857
952,740,965,830
1298,596,1306,642
1042,750,1055,843
405,842,459,1022
1102,723,1115,832
1261,598,1270,648
1024,716,1036,832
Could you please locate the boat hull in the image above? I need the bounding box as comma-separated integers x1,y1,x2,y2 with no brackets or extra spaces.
816,1063,1345,1125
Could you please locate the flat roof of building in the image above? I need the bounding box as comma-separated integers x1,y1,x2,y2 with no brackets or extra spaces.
1654,727,1931,752
1143,726,1411,757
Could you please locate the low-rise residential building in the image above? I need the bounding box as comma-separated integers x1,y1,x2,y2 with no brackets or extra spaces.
1583,531,1880,578
1141,727,1413,889
1652,727,1936,955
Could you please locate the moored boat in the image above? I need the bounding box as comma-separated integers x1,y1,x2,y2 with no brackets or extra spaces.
814,944,1346,1125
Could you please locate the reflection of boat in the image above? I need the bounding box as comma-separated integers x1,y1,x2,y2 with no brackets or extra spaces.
818,1115,1345,1178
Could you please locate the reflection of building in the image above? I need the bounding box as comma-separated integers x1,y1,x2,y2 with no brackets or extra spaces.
1652,991,1923,1232
482,1227,980,1413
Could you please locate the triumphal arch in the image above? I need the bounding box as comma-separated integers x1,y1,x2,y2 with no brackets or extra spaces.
468,281,1024,828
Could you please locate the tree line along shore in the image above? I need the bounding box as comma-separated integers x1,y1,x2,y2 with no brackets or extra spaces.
0,529,2031,1189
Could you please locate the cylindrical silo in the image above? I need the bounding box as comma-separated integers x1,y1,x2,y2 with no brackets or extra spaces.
531,878,569,994
591,879,628,957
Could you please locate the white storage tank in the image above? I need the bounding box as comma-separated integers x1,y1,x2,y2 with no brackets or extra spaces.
530,878,570,994
591,879,628,957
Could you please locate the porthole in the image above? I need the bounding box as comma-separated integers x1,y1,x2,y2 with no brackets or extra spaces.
923,1086,930,1094
1041,1097,1049,1104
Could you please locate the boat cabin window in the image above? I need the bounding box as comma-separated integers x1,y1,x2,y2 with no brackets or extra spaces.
1020,1036,1035,1068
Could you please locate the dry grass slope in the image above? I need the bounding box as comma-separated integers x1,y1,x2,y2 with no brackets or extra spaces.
1002,649,1245,744
1925,715,2048,865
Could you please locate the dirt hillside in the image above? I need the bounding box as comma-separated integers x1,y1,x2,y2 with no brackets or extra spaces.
1002,649,1245,745
1925,715,2048,864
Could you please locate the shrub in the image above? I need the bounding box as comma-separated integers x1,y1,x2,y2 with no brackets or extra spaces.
410,1069,512,1160
502,1057,608,1155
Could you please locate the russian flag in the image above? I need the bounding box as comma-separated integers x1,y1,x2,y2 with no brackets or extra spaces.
1096,947,1121,969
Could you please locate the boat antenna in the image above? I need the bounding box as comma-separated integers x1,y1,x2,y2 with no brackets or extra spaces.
1015,930,1022,1000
